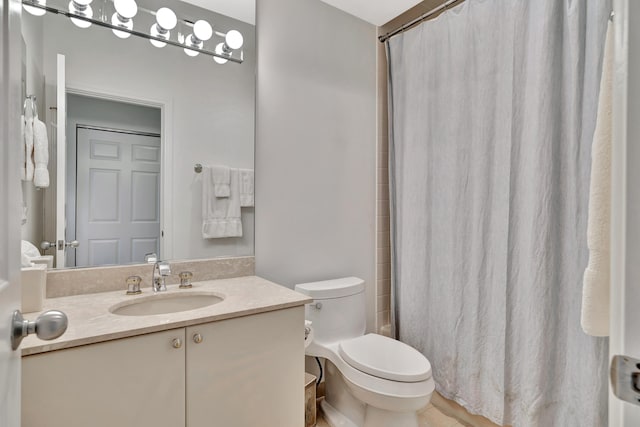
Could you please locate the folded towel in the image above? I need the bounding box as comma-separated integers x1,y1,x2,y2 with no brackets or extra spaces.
202,167,242,238
24,116,34,182
33,117,49,188
208,165,230,198
239,168,254,207
581,21,612,337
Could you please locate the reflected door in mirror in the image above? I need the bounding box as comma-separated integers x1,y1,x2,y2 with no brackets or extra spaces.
75,128,160,267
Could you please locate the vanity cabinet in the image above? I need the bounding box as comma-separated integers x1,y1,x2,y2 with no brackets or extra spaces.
22,307,304,427
22,328,186,427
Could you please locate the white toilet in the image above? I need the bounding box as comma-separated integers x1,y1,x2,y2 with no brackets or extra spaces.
295,277,434,427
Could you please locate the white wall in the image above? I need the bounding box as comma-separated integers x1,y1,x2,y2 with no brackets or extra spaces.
40,0,255,261
255,0,377,330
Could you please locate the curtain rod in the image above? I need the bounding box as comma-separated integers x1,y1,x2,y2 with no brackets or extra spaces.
378,0,464,43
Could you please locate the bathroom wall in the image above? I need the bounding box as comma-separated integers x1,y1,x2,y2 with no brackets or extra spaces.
39,0,255,261
20,13,46,246
255,0,377,330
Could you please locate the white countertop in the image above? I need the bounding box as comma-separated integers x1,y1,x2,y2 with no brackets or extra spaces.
21,276,312,356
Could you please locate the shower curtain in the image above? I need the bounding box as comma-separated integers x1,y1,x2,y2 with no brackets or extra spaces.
387,1,609,426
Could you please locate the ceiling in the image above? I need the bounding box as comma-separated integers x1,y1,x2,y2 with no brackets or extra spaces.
182,0,255,25
184,0,427,28
318,0,424,26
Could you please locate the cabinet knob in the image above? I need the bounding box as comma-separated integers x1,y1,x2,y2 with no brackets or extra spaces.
193,333,203,344
171,338,182,349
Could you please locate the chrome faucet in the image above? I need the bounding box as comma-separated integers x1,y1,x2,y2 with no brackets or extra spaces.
145,253,171,293
152,260,171,292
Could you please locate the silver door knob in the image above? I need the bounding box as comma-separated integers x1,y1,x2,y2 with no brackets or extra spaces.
40,240,57,250
171,338,182,349
65,240,79,248
193,333,203,344
11,310,68,350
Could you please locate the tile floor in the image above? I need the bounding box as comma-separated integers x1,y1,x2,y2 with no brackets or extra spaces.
316,402,464,427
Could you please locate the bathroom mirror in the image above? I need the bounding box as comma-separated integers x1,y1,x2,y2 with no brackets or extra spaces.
20,0,255,269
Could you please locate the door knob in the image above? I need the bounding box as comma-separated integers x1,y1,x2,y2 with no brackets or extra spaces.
65,240,79,248
40,240,79,250
40,240,57,250
171,338,182,349
11,310,68,350
193,333,203,344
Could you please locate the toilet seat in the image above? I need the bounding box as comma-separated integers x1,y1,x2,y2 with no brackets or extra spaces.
338,334,431,383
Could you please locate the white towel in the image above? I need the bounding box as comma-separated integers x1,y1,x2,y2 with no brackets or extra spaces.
581,21,612,337
21,240,41,267
239,168,254,207
209,165,230,197
202,167,242,238
20,115,26,181
24,116,34,181
33,117,49,188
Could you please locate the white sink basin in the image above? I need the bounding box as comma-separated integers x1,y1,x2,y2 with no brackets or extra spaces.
110,293,224,316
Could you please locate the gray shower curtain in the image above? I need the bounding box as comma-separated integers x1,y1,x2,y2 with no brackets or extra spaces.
387,1,609,426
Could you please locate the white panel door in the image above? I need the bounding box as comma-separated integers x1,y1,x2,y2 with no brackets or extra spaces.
610,0,640,425
0,0,23,425
76,128,161,267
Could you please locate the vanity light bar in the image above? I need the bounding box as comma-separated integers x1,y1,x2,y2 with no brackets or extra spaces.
21,0,244,64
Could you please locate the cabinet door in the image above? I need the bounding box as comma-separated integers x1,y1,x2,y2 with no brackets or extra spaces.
22,328,186,427
186,307,305,427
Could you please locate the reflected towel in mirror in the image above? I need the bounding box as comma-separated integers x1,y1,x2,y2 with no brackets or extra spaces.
33,117,49,188
202,167,242,238
239,168,254,207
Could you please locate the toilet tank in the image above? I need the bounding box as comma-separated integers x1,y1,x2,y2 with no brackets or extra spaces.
295,277,366,345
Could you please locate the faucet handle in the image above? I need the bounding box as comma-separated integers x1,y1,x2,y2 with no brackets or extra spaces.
126,276,142,295
179,271,193,289
145,253,158,264
158,261,171,276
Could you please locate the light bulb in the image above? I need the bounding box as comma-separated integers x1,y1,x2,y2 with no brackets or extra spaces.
225,30,243,50
193,20,212,41
23,0,47,16
183,34,202,57
156,7,177,31
69,0,93,28
114,0,137,19
111,12,132,38
214,43,228,64
150,24,168,48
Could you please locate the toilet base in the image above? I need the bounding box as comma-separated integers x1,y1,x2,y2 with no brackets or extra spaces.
363,406,419,427
322,360,423,427
321,397,419,427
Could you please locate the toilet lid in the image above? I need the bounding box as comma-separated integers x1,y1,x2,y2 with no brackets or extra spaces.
338,334,432,383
